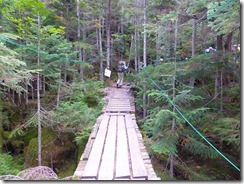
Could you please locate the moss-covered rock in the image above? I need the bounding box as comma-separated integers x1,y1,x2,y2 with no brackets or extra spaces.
23,128,38,145
24,138,38,166
24,127,77,177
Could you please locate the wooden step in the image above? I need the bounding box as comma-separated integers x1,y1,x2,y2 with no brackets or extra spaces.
115,115,130,179
81,115,110,179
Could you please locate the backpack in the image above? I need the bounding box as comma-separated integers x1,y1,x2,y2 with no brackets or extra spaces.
118,63,124,72
118,61,127,72
122,65,128,72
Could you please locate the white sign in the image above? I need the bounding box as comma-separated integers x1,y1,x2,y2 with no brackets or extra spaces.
104,68,111,77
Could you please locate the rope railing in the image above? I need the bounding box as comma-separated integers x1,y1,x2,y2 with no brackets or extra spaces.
141,0,240,172
142,68,240,172
0,0,240,172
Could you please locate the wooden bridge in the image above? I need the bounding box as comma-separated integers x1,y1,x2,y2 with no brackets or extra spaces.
73,85,160,180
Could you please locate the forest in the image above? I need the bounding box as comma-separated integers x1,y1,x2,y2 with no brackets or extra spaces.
0,0,241,180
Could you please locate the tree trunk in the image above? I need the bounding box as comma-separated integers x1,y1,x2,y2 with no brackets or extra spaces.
192,16,197,57
31,84,34,100
214,35,223,98
128,34,133,69
201,23,207,52
224,32,233,52
214,70,218,97
220,67,223,113
142,0,147,119
18,92,21,105
56,68,61,108
12,90,15,104
106,0,111,69
37,13,42,166
25,83,28,105
64,61,67,83
65,5,69,40
76,0,84,82
143,84,147,119
217,35,223,53
169,154,174,179
156,25,162,64
82,12,87,63
143,0,147,67
217,34,223,113
43,76,45,93
190,16,197,87
224,33,232,88
134,17,138,72
98,17,104,81
169,15,178,179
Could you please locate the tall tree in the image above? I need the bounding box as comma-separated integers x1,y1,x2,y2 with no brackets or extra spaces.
106,0,111,69
37,12,42,166
76,0,84,82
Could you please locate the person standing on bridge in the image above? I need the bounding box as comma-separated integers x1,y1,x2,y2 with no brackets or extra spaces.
116,61,128,88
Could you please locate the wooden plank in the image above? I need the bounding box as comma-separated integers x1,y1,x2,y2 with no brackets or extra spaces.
82,115,110,179
107,105,131,107
109,100,130,102
106,109,132,112
107,106,131,108
90,116,103,139
125,115,148,179
125,114,135,128
115,115,130,179
106,110,132,113
82,138,94,160
98,115,117,180
106,108,132,111
107,113,127,116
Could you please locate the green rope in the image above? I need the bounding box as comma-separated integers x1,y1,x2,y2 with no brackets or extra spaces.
143,0,240,172
186,0,234,38
142,68,240,172
195,0,233,30
0,0,240,172
0,37,82,63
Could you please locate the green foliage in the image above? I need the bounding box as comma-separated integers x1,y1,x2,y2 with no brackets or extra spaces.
0,33,37,93
74,128,91,146
134,46,240,177
52,80,104,133
174,90,205,105
185,107,210,122
150,131,179,155
207,0,240,35
184,137,219,159
0,0,240,180
213,117,240,147
0,153,24,175
54,101,95,132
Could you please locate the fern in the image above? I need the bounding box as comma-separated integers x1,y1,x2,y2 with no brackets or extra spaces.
0,153,24,175
8,126,25,139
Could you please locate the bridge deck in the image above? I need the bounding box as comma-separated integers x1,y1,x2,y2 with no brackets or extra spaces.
73,85,160,180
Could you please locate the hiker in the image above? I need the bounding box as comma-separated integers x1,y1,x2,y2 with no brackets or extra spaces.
205,46,216,54
116,61,127,88
180,50,186,61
